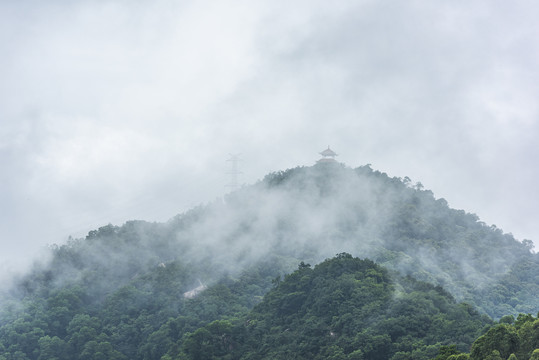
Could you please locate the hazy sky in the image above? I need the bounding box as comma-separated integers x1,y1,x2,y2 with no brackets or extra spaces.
1,0,538,277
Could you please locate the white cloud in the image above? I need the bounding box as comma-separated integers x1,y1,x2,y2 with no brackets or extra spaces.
1,0,538,276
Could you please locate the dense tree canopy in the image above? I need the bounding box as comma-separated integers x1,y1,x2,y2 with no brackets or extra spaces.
175,254,492,360
0,164,537,359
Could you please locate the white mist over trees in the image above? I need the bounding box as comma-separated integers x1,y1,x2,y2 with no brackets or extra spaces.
0,163,537,359
1,0,539,279
7,164,537,314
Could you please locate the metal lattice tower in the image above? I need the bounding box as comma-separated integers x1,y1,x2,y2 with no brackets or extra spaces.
226,154,242,192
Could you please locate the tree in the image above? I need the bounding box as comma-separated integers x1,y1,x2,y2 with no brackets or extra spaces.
79,338,126,360
522,239,534,251
66,314,101,355
485,351,503,360
37,336,68,360
435,345,462,360
500,315,515,324
470,325,519,360
182,320,236,360
448,355,469,360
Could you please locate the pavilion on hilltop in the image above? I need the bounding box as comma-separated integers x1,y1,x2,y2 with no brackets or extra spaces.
317,146,338,163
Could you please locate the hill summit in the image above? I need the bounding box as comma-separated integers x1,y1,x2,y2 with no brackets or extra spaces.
190,163,537,318
0,163,537,359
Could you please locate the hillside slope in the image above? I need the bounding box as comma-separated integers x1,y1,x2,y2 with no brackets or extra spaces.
169,163,537,317
178,254,492,360
0,163,537,360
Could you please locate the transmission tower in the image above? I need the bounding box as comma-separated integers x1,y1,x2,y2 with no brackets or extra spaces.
226,154,242,192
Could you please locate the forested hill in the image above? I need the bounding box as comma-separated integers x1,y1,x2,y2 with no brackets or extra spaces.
0,163,538,359
178,254,494,359
245,164,538,318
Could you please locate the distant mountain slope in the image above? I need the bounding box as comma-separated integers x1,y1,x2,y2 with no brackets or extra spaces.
0,163,537,360
178,254,492,360
182,163,537,318
9,163,538,316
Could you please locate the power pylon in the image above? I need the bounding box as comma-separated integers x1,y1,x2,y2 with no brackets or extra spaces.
226,154,242,192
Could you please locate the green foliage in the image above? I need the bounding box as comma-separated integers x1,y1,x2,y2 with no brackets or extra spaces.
37,336,67,360
182,320,240,360
1,164,538,359
470,324,519,360
444,313,539,360
263,165,538,319
448,355,469,360
0,252,288,359
179,255,490,360
433,345,463,360
501,315,516,324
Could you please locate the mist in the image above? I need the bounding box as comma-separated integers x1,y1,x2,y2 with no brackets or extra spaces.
1,0,539,292
8,163,534,320
1,160,537,360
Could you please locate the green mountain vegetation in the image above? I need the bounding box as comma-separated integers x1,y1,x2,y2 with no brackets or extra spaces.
179,254,491,360
0,163,537,359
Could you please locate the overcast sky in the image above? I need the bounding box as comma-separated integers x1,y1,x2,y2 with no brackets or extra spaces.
1,0,538,278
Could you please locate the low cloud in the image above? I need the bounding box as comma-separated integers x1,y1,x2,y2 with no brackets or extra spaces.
0,0,538,277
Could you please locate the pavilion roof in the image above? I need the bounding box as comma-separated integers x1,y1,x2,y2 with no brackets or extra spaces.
320,147,338,157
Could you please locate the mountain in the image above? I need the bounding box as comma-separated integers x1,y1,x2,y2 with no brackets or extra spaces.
178,255,539,360
186,254,491,360
0,163,537,360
